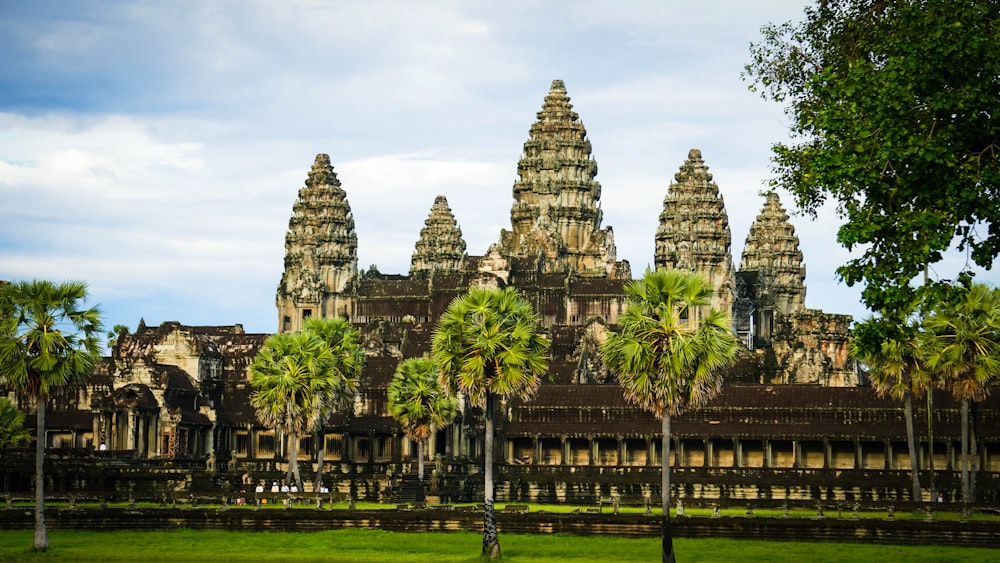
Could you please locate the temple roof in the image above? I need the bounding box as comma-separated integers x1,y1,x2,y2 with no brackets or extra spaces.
410,195,467,276
740,191,807,314
654,148,735,312
493,80,620,278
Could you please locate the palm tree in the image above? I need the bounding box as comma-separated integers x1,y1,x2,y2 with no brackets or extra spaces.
851,315,931,502
106,324,130,349
431,286,549,560
387,357,458,502
249,330,358,491
602,269,739,563
0,397,31,448
0,280,103,552
920,283,1000,504
301,317,364,489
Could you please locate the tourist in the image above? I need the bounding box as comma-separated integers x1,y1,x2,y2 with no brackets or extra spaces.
281,482,290,493
271,481,279,493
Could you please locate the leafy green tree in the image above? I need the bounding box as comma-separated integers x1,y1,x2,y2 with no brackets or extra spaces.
387,357,458,502
0,280,102,552
249,328,359,491
602,269,739,563
106,324,129,349
301,317,364,488
920,283,1000,503
851,315,932,501
431,286,549,560
744,0,1000,314
0,397,31,448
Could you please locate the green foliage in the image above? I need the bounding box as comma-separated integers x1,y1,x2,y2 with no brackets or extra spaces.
920,283,1000,403
0,279,103,551
388,357,457,442
744,0,1000,313
603,269,740,417
302,317,365,411
919,282,1000,502
4,529,998,563
0,397,31,448
0,280,103,396
106,324,130,349
431,286,550,408
248,320,363,488
851,315,931,401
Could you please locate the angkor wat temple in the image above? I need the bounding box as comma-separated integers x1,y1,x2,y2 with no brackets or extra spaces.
8,80,999,504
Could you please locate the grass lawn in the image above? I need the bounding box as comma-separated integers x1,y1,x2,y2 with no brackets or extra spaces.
0,528,998,562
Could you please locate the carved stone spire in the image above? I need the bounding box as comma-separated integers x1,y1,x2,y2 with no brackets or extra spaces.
491,79,624,278
276,153,358,332
740,191,806,315
655,148,735,313
410,195,467,276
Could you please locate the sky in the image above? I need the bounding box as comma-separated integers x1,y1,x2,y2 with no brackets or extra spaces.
1,0,995,347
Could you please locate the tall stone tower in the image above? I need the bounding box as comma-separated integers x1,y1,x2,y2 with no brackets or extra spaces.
654,148,735,313
734,191,807,345
276,154,358,333
740,191,806,314
410,195,467,277
491,79,622,278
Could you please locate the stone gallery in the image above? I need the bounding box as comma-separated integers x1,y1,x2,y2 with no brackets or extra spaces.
14,80,999,504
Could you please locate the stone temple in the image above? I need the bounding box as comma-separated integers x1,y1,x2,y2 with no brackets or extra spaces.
9,80,998,504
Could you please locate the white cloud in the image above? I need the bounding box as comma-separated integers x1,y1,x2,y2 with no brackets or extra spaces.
1,0,995,340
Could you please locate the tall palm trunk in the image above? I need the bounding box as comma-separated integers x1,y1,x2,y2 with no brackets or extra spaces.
287,431,301,491
315,429,325,490
482,392,500,560
927,389,936,500
903,393,921,501
34,397,48,551
661,413,675,563
960,399,970,504
416,439,426,503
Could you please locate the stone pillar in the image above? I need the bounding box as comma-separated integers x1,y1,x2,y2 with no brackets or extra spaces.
763,440,771,468
646,437,654,466
561,437,568,466
617,436,624,466
823,438,831,469
855,439,863,470
793,440,801,469
533,435,541,465
704,439,712,468
735,439,743,468
591,438,599,466
126,411,137,450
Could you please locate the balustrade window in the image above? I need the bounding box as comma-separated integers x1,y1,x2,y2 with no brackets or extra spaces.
257,432,276,458
235,430,249,457
325,434,343,459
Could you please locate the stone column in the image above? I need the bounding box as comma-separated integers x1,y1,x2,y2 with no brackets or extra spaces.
561,437,568,466
126,410,137,450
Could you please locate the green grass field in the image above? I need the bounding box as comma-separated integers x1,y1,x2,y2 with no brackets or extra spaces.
0,528,998,562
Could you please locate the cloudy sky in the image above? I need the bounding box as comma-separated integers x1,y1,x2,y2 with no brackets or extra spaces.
1,1,994,346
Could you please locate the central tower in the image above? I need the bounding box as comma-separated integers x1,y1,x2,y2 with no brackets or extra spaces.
491,80,623,278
